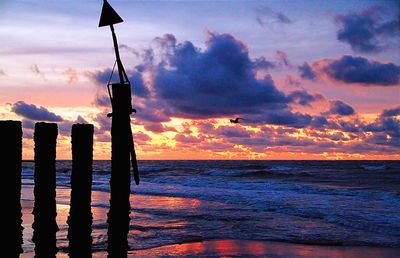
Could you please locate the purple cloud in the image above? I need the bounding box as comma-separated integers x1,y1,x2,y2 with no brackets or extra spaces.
12,101,63,122
335,6,400,53
328,100,355,116
381,106,400,117
214,126,253,138
151,32,287,118
255,6,291,27
287,90,324,106
323,55,400,86
91,68,150,98
298,62,316,80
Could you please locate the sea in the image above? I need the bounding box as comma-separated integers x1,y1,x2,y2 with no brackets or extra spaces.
20,160,400,253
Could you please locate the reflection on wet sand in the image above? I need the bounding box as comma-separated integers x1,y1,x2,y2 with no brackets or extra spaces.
21,187,209,255
131,239,400,258
20,186,400,258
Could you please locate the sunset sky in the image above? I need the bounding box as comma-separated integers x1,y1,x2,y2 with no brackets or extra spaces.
0,0,399,160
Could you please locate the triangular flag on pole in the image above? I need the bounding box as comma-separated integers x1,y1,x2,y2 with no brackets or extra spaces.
98,0,124,27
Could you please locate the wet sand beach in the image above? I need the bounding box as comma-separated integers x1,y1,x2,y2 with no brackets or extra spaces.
19,182,400,257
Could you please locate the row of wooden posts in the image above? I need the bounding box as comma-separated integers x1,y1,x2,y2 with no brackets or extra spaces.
1,120,120,256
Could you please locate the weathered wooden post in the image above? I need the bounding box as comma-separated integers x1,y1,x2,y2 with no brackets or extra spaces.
67,124,94,257
98,1,140,256
0,121,23,255
32,122,59,257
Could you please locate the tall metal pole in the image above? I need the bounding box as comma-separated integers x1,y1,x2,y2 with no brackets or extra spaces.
98,1,139,255
110,24,125,84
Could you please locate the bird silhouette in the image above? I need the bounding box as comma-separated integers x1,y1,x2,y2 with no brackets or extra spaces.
230,117,243,123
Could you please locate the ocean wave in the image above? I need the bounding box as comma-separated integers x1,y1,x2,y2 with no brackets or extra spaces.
269,165,297,172
140,167,172,173
204,167,309,178
228,164,269,170
361,164,387,171
204,169,247,176
239,170,312,178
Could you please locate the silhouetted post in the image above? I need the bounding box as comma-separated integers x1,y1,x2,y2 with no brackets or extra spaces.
67,124,94,257
107,84,132,257
32,122,59,257
99,1,140,256
0,121,23,255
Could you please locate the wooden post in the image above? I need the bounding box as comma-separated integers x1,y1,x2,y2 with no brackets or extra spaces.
0,121,23,255
107,83,132,257
67,124,94,256
32,122,58,257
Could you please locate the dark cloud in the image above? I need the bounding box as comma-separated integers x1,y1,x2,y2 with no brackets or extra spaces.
246,110,313,128
323,55,400,86
12,101,63,122
381,106,400,117
253,57,275,70
363,108,400,139
264,111,313,128
91,32,330,130
310,116,329,129
335,7,400,53
328,100,355,116
214,126,253,138
16,104,89,138
320,106,400,149
286,90,324,106
298,62,316,80
0,68,6,76
134,100,171,123
94,32,400,140
152,32,288,118
91,68,150,99
363,116,400,147
337,120,361,133
255,6,291,27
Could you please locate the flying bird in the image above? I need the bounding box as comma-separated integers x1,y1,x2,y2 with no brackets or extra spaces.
230,117,243,123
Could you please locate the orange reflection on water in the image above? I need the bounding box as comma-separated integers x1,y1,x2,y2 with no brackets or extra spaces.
131,194,202,211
